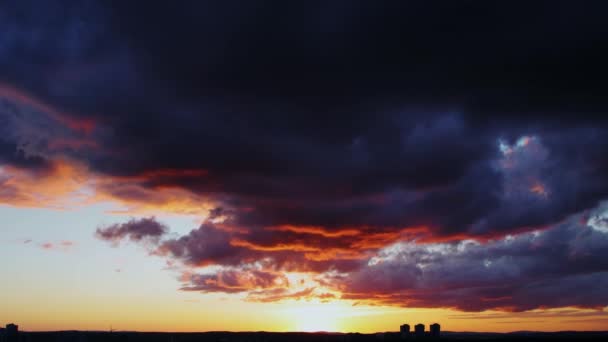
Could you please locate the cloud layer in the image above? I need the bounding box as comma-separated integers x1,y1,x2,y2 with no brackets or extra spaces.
338,210,608,311
2,1,608,312
96,205,608,310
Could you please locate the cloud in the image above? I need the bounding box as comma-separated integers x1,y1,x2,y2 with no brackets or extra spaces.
39,240,75,251
2,4,608,239
3,0,608,313
335,209,608,311
149,217,421,274
246,287,317,303
180,268,289,294
95,204,608,311
96,217,168,245
40,242,54,249
0,160,90,208
155,222,245,267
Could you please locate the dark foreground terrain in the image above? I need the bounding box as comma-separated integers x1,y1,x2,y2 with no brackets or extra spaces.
5,331,608,342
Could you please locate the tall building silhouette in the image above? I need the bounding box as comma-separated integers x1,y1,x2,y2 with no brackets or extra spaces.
400,323,410,337
414,324,425,337
430,323,440,337
4,324,18,342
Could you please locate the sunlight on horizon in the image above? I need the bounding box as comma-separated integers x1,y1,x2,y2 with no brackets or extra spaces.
283,302,354,332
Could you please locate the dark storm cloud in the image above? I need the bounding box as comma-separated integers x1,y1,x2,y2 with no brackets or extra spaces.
0,139,49,170
102,1,608,116
4,0,608,311
5,0,603,238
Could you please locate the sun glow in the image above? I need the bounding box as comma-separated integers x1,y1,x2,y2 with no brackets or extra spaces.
284,302,352,332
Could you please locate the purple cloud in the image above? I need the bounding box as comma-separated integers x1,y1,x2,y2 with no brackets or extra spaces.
336,208,608,311
96,217,168,245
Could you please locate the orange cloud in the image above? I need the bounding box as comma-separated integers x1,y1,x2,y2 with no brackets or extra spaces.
0,160,89,208
93,179,215,216
230,238,319,253
0,158,215,217
246,287,317,303
267,225,361,238
303,249,366,262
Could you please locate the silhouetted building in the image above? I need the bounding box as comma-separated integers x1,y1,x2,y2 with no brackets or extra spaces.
430,323,440,337
414,324,424,337
400,324,410,338
4,324,18,342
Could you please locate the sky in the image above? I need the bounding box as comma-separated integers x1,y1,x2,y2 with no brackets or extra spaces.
1,0,608,334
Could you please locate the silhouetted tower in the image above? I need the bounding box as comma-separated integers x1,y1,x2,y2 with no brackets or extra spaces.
5,324,18,342
430,323,440,337
414,324,424,337
400,324,410,338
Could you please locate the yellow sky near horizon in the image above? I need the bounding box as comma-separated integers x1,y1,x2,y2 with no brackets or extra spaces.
3,290,607,333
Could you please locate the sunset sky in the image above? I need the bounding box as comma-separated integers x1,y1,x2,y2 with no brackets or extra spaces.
1,1,608,333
